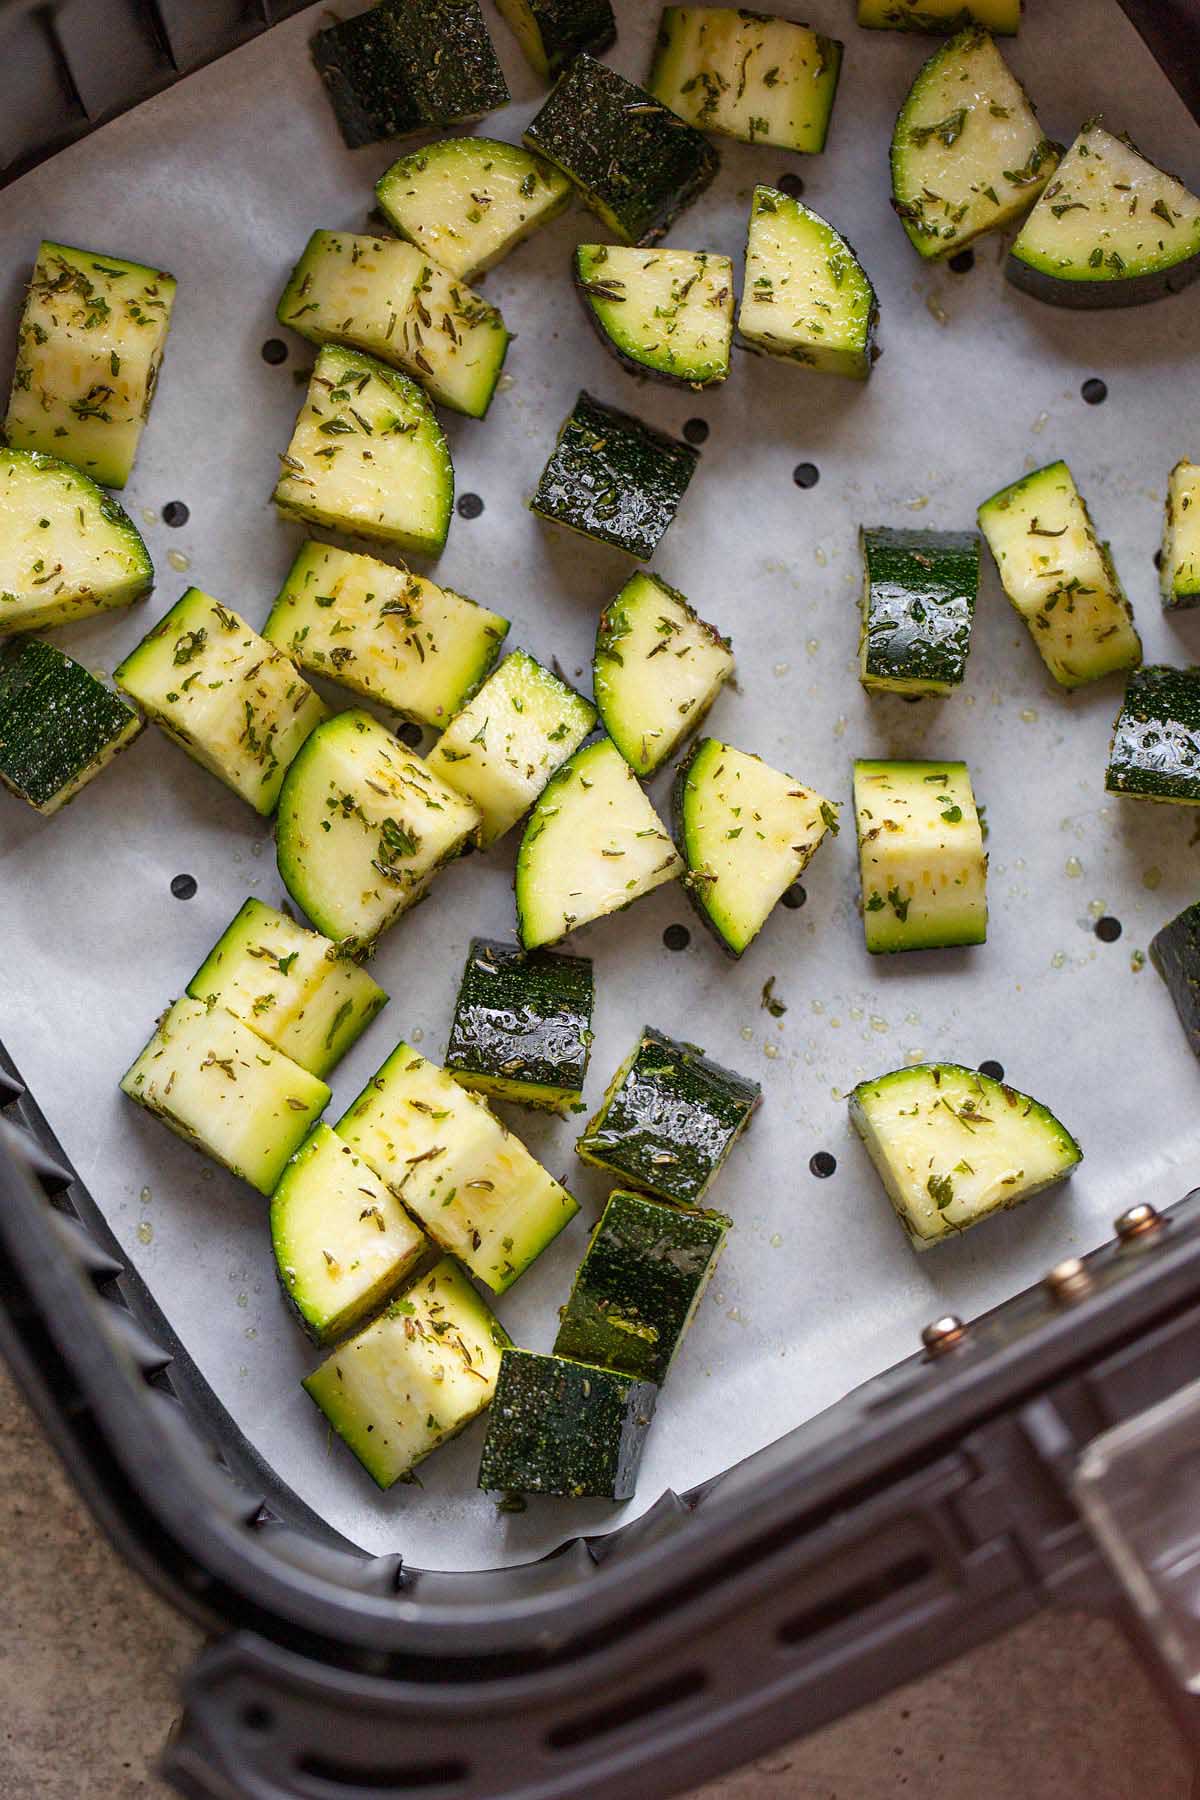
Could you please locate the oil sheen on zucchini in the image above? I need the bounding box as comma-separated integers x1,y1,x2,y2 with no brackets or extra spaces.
854,758,987,953
649,8,842,154
375,139,572,282
859,527,979,695
477,1348,657,1499
311,0,509,148
0,635,142,815
575,246,734,387
1106,667,1200,805
594,572,734,777
738,186,878,378
494,0,616,79
530,391,699,560
1162,462,1200,610
0,449,153,637
445,938,595,1114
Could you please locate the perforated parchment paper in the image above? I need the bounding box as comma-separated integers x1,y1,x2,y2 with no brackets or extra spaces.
2,0,1199,1569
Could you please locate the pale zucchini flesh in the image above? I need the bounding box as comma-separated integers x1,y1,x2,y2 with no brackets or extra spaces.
594,572,733,776
375,138,572,281
738,186,878,378
1162,461,1200,610
854,758,987,952
0,449,153,637
649,7,843,154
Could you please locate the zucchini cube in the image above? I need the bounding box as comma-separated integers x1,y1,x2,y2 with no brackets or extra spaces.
445,938,594,1115
376,139,573,284
594,572,734,776
477,1349,657,1499
859,527,979,696
0,636,141,815
1150,902,1200,1060
554,1189,728,1384
854,758,987,953
531,391,698,562
1106,667,1200,805
311,0,508,149
0,448,153,638
577,1027,759,1207
575,246,735,389
494,0,615,80
738,188,878,380
649,8,843,155
1162,461,1200,610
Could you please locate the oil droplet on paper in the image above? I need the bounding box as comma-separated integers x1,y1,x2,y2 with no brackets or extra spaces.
907,495,930,512
1065,857,1082,879
832,715,847,738
1143,866,1163,890
806,639,819,657
236,1292,248,1309
410,1027,424,1044
1051,951,1066,969
1020,707,1038,724
763,1041,779,1060
1088,898,1105,919
167,549,191,573
1031,411,1049,434
136,1220,153,1245
141,508,158,526
740,1025,754,1041
139,1186,151,1206
814,547,827,567
770,1233,783,1248
870,1015,888,1033
774,662,789,677
925,294,948,326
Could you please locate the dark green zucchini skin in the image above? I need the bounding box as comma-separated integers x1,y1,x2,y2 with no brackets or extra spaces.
1106,666,1200,802
477,1348,657,1498
530,391,699,560
1006,252,1200,310
500,0,616,78
577,1026,760,1205
0,636,140,811
860,527,979,691
554,1188,727,1383
312,0,509,147
523,54,719,245
444,936,594,1109
1150,901,1200,1060
311,9,425,146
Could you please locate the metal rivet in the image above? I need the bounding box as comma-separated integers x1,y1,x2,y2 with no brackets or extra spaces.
1114,1202,1164,1242
1044,1256,1092,1302
921,1315,966,1356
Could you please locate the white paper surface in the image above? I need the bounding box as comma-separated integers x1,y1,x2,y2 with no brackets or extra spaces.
2,0,1199,1570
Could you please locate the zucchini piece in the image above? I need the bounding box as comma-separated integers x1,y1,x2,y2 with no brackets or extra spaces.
649,7,843,154
530,391,699,561
444,937,594,1114
1150,902,1200,1061
273,345,453,557
495,0,615,79
854,758,987,953
890,28,1058,260
114,588,328,815
275,709,481,952
515,738,683,951
849,1062,1081,1249
524,54,719,246
574,245,734,387
477,1348,656,1500
859,527,979,695
553,1188,727,1384
0,449,153,637
277,231,508,420
594,572,733,777
271,1125,426,1344
375,139,571,282
1162,461,1200,610
310,7,425,147
185,898,387,1080
1105,667,1200,806
0,636,141,815
977,461,1141,688
6,241,175,490
425,649,596,847
1008,123,1200,309
263,540,507,728
311,0,509,149
336,1043,578,1293
303,1258,508,1489
738,186,878,379
577,1025,759,1207
858,0,1020,30
674,737,836,958
120,997,330,1196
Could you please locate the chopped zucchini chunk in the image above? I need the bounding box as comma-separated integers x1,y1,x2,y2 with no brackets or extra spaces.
271,1125,426,1344
575,246,734,388
114,588,327,814
425,650,596,846
375,138,571,282
649,7,843,154
185,898,387,1079
120,997,330,1196
524,54,719,246
477,1348,657,1500
891,28,1058,259
273,345,453,557
6,241,175,489
1150,902,1200,1061
516,738,683,951
445,938,594,1115
595,572,733,777
311,0,508,148
310,6,424,146
1162,461,1200,610
1106,667,1200,805
264,540,507,728
577,1026,759,1207
337,1044,578,1293
738,186,878,379
531,391,699,561
1009,123,1200,308
275,709,480,952
0,636,141,815
675,738,836,958
849,1062,1081,1249
854,758,987,953
303,1258,508,1489
495,0,615,78
977,461,1141,688
554,1188,728,1384
0,449,153,637
859,0,1019,30
859,527,979,695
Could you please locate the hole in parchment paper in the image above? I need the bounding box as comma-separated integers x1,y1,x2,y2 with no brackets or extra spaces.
781,883,807,910
261,338,288,365
948,248,975,274
1095,916,1122,942
457,493,484,519
683,418,709,446
1154,547,1164,571
662,924,690,951
170,874,197,900
1082,377,1108,406
397,722,423,748
240,1703,274,1734
979,1059,1005,1082
793,463,819,490
162,501,189,528
775,173,805,199
810,1151,836,1178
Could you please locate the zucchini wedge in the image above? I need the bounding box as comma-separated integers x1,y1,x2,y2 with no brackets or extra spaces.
977,461,1141,688
850,1063,1081,1249
311,0,508,148
1008,123,1200,308
273,345,453,557
859,527,979,695
575,246,734,387
649,7,843,154
0,636,141,815
738,186,878,379
859,0,1019,30
494,0,615,79
1162,460,1200,610
674,737,836,958
477,1348,657,1500
890,28,1058,259
445,937,594,1115
263,540,508,728
375,139,571,282
1151,901,1200,1062
0,448,153,637
275,709,480,951
594,572,733,777
1106,667,1200,805
854,758,987,953
531,391,699,561
515,738,683,951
